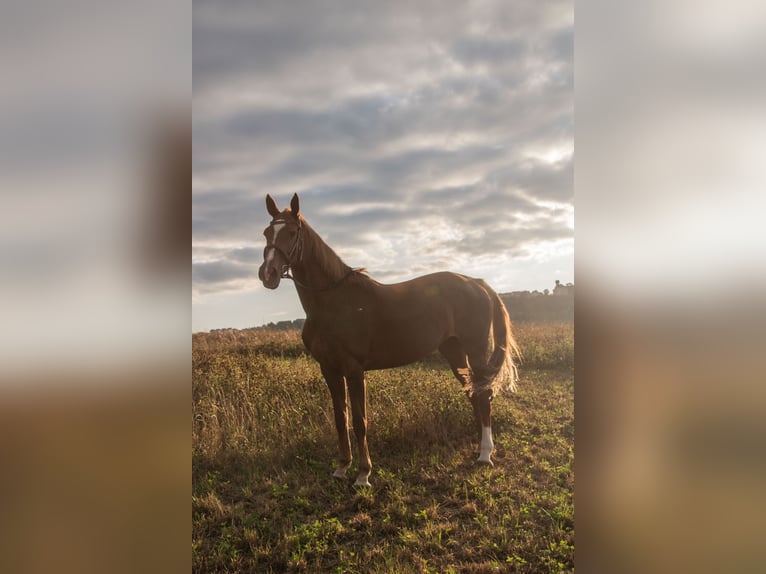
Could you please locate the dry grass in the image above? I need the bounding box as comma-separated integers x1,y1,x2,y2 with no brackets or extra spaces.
193,323,573,573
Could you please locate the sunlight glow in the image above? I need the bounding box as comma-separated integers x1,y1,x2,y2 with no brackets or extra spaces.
526,143,573,165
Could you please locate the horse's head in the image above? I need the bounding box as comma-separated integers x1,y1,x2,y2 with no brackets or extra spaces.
258,193,303,289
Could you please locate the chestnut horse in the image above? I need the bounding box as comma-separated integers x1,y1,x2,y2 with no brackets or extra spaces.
258,193,520,487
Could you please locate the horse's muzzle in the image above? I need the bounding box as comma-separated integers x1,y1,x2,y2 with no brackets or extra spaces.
258,262,281,289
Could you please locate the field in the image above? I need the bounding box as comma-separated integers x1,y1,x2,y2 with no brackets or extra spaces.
193,323,574,573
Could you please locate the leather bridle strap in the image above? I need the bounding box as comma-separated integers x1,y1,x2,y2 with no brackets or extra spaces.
265,218,303,274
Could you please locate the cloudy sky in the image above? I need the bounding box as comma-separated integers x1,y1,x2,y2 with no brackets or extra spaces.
193,0,572,332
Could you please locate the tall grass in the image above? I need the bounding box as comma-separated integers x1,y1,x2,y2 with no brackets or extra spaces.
193,323,573,573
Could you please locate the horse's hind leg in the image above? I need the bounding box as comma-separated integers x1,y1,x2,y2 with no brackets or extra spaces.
440,338,475,421
439,337,472,398
439,337,495,465
439,338,493,465
463,340,495,466
322,367,352,479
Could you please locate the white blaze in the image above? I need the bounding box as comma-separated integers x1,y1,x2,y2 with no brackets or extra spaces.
265,247,276,266
271,222,286,240
265,222,286,267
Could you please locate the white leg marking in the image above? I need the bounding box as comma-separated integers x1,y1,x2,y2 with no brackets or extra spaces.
353,470,372,488
478,425,494,466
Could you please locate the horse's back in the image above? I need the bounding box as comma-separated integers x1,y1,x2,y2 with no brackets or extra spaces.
384,271,493,321
361,271,493,368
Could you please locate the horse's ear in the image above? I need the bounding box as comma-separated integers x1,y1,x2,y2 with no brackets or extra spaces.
266,194,281,218
290,193,300,217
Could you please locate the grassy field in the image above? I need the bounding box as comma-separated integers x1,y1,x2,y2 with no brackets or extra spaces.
193,323,574,573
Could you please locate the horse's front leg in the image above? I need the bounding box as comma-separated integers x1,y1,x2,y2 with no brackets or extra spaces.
322,367,352,479
347,370,372,487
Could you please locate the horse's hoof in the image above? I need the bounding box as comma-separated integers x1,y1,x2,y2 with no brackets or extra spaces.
353,473,372,488
477,456,495,467
333,468,348,479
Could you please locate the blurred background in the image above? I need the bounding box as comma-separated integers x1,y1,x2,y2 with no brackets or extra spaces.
1,0,765,572
577,0,766,572
0,1,189,572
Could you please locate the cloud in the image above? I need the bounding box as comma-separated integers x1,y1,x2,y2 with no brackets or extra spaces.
193,0,573,323
192,188,261,242
192,245,265,296
192,259,249,285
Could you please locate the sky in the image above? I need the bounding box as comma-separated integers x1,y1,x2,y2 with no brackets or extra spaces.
193,0,573,332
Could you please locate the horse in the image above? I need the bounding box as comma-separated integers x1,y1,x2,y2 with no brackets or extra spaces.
258,193,520,487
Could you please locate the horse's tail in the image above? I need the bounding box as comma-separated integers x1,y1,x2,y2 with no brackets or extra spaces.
476,280,521,396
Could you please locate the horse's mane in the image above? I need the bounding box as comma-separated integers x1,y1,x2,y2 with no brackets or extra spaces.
299,217,357,282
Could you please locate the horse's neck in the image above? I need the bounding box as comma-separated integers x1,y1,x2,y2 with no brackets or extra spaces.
293,225,349,287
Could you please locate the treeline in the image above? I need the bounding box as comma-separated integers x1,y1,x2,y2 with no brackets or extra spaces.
501,291,573,323
207,319,306,338
500,280,574,323
252,319,306,331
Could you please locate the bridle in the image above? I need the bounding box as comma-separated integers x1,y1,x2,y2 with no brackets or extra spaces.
265,217,304,277
265,217,357,291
